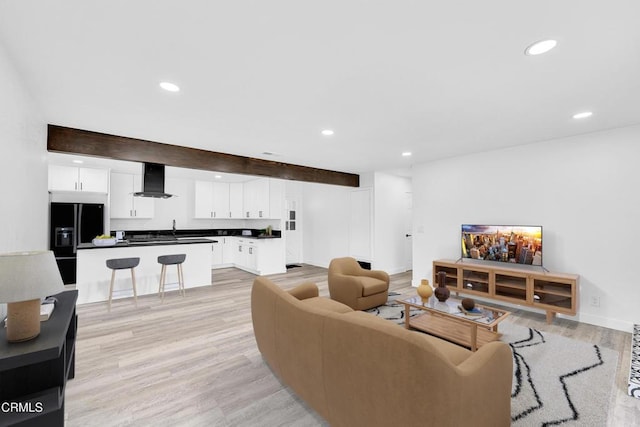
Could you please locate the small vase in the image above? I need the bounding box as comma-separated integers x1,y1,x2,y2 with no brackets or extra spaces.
417,279,433,303
434,271,450,302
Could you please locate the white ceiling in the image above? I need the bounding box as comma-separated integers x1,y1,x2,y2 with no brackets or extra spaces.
1,0,639,175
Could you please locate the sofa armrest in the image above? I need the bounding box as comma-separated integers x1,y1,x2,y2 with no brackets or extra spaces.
288,282,319,300
454,341,513,426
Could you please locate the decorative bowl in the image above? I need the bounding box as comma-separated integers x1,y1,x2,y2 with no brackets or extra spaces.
92,238,117,246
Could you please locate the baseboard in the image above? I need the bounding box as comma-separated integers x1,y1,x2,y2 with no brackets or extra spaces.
304,260,330,269
576,312,635,333
212,263,234,270
385,266,410,275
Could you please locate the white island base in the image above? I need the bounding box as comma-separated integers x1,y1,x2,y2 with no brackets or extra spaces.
76,242,212,305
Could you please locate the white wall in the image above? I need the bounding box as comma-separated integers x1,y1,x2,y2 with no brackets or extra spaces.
412,124,640,332
301,173,411,271
374,172,412,274
302,182,351,267
0,42,48,319
349,188,372,262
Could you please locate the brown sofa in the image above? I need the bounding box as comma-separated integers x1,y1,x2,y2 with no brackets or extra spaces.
251,276,513,427
328,257,389,310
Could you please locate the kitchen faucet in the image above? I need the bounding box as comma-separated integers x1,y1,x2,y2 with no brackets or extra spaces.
172,219,176,235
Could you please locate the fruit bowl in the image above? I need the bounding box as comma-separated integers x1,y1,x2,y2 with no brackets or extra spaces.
92,237,117,246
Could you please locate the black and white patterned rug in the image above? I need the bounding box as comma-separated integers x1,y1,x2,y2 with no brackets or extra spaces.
366,300,619,426
629,324,640,399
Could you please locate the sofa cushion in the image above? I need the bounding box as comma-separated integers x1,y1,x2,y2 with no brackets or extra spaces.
322,311,472,426
419,333,473,365
359,276,388,296
300,297,353,313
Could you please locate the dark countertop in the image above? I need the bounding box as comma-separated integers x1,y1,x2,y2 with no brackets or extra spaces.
117,228,282,240
78,238,216,250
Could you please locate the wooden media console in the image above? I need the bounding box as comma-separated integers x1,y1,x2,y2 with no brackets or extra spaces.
432,259,578,324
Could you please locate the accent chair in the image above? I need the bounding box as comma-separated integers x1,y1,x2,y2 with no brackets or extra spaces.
327,257,389,310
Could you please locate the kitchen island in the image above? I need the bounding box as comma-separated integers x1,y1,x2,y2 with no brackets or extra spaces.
76,238,214,304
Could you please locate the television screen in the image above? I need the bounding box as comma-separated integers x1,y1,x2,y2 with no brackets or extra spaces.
461,225,542,266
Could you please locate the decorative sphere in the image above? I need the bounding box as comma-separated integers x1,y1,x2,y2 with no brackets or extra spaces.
461,298,475,310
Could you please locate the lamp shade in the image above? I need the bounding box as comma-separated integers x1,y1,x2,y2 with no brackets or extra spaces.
0,251,65,303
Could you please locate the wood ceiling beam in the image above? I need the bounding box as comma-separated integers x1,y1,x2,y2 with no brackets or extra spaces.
47,125,360,187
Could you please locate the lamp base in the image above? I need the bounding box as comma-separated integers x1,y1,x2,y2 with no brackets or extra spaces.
6,299,41,342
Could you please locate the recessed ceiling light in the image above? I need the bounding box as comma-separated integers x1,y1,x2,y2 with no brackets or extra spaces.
214,175,222,179
72,159,84,164
321,129,334,136
402,152,412,157
572,111,593,119
524,39,557,56
159,81,180,92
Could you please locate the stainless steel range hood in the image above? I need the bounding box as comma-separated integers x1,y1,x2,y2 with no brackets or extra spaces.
133,162,174,199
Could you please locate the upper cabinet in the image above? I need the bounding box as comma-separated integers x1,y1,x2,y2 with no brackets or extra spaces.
194,181,233,219
193,178,283,219
110,172,154,218
229,183,244,219
243,178,270,218
212,182,231,218
48,165,108,193
194,181,214,218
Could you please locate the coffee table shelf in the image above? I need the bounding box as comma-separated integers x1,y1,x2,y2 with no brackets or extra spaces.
409,313,502,350
398,295,510,351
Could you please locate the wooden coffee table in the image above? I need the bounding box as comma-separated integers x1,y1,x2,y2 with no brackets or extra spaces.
398,295,511,351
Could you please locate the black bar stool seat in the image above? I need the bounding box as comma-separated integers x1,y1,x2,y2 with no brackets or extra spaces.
158,254,186,300
106,257,140,311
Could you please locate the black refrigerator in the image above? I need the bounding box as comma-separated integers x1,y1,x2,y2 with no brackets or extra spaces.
50,202,104,284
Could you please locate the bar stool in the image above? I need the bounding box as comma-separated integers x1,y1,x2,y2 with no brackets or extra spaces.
158,254,186,301
106,257,140,311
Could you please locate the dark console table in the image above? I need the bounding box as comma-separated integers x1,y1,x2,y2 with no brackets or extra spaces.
0,290,78,426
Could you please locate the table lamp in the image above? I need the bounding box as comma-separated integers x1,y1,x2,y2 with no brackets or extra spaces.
0,250,65,342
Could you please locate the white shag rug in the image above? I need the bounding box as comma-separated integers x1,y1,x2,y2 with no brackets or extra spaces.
367,300,619,426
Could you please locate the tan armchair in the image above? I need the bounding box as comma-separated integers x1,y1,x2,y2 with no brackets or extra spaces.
328,257,389,310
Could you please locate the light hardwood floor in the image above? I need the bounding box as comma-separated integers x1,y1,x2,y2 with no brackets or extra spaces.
65,265,640,426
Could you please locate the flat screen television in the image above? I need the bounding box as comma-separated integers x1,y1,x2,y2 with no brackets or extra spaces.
461,224,542,266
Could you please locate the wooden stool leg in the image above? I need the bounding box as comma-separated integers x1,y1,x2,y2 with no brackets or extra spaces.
178,264,185,297
131,268,138,307
160,265,166,302
108,269,116,311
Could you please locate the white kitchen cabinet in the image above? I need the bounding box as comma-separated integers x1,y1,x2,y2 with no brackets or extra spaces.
49,165,108,193
233,238,248,267
247,244,258,271
194,181,214,218
229,236,284,275
243,178,270,218
235,238,258,271
221,237,234,265
110,172,154,218
212,182,230,218
195,181,233,219
229,183,244,218
209,238,223,266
